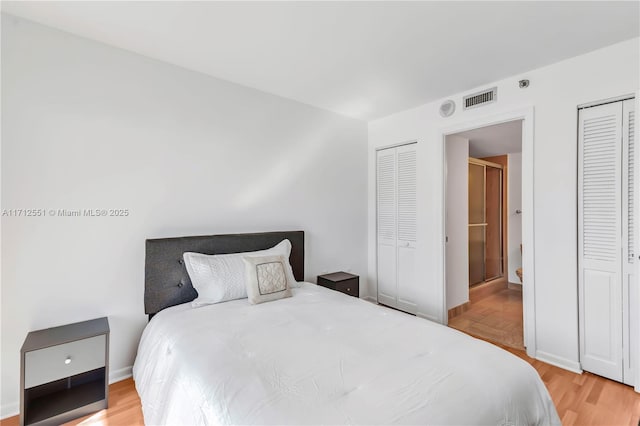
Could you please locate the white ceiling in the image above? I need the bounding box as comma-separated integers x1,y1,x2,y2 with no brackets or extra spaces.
2,1,638,120
460,120,523,158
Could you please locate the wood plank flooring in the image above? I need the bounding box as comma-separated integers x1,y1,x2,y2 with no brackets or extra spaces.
448,281,640,425
2,339,639,426
504,344,640,425
449,285,524,349
3,360,638,426
60,378,145,426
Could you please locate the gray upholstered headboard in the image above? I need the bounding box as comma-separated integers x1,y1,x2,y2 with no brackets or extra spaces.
144,231,304,316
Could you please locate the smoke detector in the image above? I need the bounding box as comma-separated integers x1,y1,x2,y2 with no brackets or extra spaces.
439,100,456,118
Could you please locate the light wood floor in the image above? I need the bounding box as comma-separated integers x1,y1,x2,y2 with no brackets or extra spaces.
504,344,640,425
2,347,639,426
449,284,524,349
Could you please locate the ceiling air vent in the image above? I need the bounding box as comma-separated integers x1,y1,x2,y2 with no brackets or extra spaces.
463,87,497,110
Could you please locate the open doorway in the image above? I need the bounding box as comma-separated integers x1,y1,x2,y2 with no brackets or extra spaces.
445,119,524,350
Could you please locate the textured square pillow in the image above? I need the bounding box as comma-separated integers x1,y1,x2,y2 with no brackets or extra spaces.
183,239,297,307
243,255,292,305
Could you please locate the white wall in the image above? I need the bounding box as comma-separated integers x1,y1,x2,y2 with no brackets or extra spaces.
1,15,367,417
368,38,639,369
445,135,469,309
507,153,523,284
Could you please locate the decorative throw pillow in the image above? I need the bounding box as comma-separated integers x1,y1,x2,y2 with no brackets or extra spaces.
183,239,297,307
243,255,292,305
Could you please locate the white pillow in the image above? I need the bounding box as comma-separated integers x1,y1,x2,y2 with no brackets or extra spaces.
243,254,292,305
183,239,298,307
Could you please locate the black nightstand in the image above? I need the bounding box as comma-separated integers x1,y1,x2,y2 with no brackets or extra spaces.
317,272,359,297
20,317,110,426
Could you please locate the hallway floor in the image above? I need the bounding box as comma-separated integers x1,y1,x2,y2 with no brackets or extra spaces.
448,286,524,349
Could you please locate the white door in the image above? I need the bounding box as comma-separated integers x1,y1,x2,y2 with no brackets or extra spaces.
578,102,624,382
445,136,470,311
622,98,637,386
377,148,398,308
396,144,418,314
377,143,418,312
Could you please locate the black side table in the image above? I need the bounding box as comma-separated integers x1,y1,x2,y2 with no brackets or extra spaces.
20,317,110,426
317,272,359,297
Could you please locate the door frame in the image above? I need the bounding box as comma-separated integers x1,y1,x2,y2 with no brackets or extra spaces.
440,106,536,358
634,90,640,393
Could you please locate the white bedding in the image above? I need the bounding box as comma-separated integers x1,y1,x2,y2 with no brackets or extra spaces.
133,283,560,425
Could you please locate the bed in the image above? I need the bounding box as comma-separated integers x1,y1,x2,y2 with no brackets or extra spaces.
133,231,560,425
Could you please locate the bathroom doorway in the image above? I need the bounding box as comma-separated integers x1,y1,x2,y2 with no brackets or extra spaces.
444,119,524,350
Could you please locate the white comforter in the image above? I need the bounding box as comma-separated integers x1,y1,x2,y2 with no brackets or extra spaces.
133,283,560,425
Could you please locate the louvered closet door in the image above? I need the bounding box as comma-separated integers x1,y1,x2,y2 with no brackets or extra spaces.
622,99,637,386
396,144,418,314
377,148,398,308
578,102,623,382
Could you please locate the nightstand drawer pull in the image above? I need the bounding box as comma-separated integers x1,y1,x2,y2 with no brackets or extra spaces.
24,335,106,388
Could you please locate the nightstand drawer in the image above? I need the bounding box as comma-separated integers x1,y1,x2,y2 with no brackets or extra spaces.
24,335,106,388
336,280,358,297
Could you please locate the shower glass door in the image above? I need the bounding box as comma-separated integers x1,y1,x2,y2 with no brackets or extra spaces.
484,166,503,281
468,158,503,286
468,162,486,286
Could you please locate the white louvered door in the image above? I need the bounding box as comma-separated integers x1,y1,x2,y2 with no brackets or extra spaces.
376,143,418,313
622,99,637,386
396,144,418,314
579,99,637,384
377,148,398,307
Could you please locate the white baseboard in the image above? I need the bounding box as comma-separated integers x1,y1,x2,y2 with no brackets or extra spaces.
1,366,134,421
363,295,377,303
109,366,133,384
536,350,583,374
417,312,440,323
507,282,523,290
1,402,19,420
